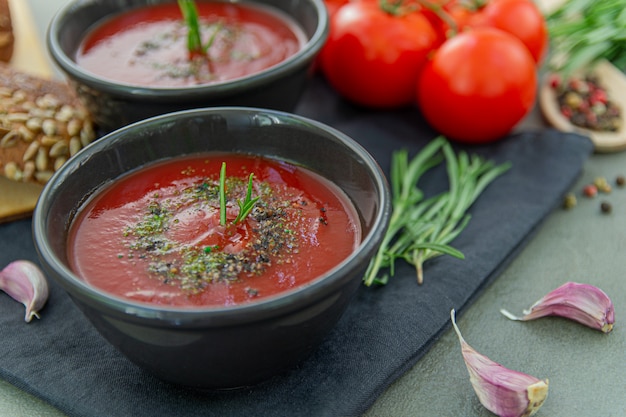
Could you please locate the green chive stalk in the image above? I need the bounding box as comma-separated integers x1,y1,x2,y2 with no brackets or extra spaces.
178,0,223,57
178,0,203,55
219,162,227,226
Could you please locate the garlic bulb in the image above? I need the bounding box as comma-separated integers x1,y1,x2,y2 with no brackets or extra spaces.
0,260,49,322
500,282,615,333
451,309,549,417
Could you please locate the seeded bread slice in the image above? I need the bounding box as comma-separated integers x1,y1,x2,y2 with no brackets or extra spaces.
0,0,14,63
0,62,96,184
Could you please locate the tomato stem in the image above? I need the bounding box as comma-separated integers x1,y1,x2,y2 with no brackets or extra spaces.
456,0,488,12
416,0,459,37
377,0,459,37
379,0,419,16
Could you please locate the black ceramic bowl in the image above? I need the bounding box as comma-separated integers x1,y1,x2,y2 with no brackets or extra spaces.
32,107,390,389
47,0,328,133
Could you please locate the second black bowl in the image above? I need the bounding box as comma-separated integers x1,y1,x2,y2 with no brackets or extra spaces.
47,0,329,132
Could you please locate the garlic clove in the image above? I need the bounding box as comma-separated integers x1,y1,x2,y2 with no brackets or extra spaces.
0,260,49,322
451,309,549,417
500,282,615,333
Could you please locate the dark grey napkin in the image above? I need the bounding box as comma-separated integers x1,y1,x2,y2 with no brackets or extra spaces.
0,77,593,417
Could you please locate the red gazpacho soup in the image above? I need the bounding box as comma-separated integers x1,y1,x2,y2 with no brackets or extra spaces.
75,2,306,87
67,154,361,307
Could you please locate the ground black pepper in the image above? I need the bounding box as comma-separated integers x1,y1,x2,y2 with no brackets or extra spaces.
123,174,302,294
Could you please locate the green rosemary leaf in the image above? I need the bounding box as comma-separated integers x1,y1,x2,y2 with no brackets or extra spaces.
363,139,447,286
391,150,407,202
204,22,223,53
363,137,510,287
403,242,465,261
471,161,512,202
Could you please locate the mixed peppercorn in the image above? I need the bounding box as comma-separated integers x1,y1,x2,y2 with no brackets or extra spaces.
551,74,622,132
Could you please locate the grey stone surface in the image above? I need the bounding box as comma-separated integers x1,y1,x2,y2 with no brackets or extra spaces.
2,2,623,415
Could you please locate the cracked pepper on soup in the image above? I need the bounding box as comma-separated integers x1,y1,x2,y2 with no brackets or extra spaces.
75,2,306,87
67,154,361,307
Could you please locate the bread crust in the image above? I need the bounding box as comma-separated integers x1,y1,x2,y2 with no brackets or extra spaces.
0,63,96,184
0,0,14,63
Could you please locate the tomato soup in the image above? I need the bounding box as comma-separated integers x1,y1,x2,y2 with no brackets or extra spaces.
75,2,306,87
67,154,361,307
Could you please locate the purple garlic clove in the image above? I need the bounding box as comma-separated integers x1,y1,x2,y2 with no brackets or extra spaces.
451,309,549,417
0,260,49,322
500,282,615,333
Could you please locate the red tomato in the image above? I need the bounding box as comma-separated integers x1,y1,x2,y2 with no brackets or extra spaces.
323,0,349,16
313,0,349,71
446,0,548,63
416,27,537,144
320,2,438,108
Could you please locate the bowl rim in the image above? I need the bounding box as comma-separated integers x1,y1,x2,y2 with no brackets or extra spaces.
32,107,391,326
46,0,329,100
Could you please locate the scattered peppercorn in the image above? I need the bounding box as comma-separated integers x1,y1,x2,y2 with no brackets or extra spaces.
563,193,577,210
583,184,598,198
616,175,625,187
594,176,606,187
594,176,612,193
601,201,612,214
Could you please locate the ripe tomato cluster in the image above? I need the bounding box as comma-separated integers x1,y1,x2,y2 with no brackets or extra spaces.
318,0,548,144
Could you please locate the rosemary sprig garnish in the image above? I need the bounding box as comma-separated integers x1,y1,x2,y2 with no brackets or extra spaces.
218,163,259,226
233,173,260,224
546,0,626,77
363,137,511,286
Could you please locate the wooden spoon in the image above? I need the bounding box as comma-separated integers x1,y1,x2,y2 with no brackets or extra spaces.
539,59,626,153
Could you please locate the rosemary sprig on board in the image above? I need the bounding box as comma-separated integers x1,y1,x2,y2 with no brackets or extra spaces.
363,137,511,286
